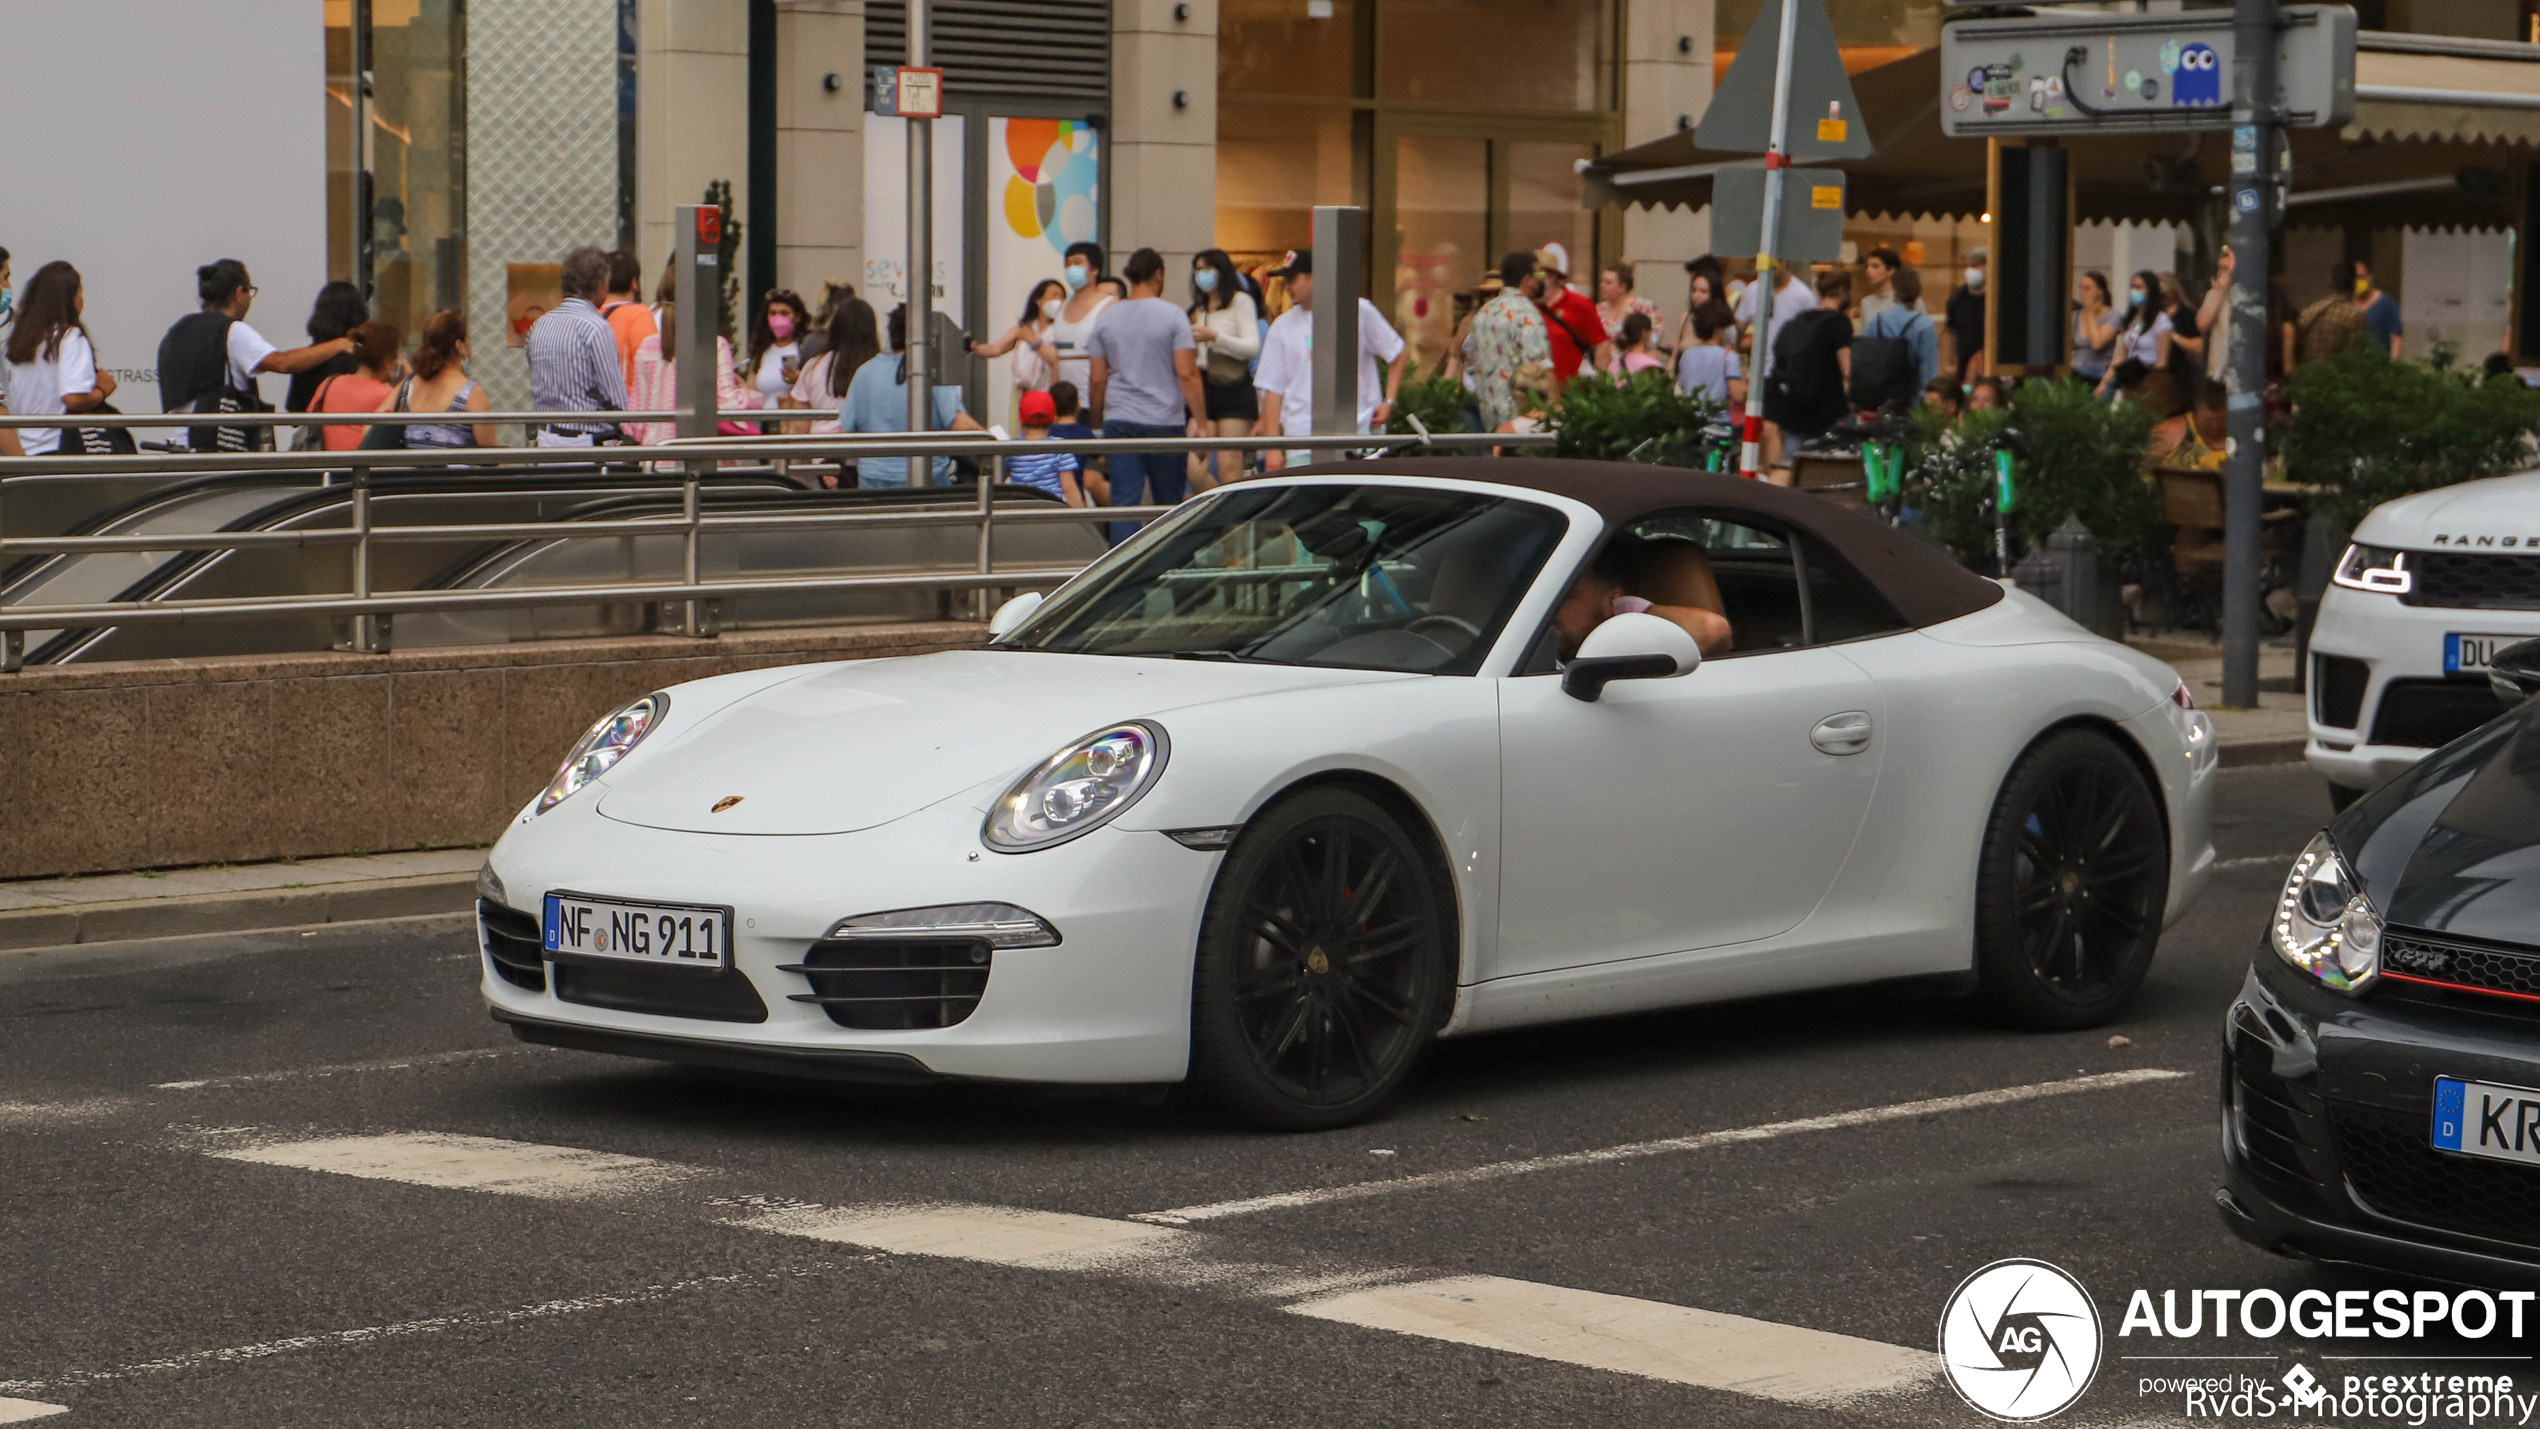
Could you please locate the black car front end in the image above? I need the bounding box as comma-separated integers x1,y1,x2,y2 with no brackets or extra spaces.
2220,688,2540,1288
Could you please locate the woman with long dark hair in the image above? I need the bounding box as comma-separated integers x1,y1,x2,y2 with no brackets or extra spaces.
1,261,117,456
741,288,807,415
2097,268,2175,400
1186,248,1259,490
2071,270,2119,386
969,278,1066,425
286,280,370,414
780,295,882,446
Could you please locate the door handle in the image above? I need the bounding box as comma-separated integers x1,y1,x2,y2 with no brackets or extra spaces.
1810,711,1873,756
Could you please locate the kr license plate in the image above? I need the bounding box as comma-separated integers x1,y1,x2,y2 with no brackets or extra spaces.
2431,1076,2540,1170
2444,633,2523,674
542,891,730,969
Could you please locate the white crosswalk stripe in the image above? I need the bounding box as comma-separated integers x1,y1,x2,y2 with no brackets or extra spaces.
206,1131,702,1201
0,1398,68,1422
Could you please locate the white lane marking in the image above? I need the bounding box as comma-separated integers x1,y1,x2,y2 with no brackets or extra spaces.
208,1132,702,1201
0,1100,128,1130
1290,1275,1933,1407
0,1268,836,1398
2213,852,2298,871
153,1046,540,1092
0,1399,68,1422
1136,1068,2189,1224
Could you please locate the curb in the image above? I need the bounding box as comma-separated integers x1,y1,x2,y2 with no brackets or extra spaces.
0,873,476,953
2217,737,2306,769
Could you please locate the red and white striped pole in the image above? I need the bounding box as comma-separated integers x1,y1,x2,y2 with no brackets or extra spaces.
1737,0,1805,481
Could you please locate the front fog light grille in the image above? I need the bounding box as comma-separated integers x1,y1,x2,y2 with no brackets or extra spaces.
479,900,546,992
782,940,992,1030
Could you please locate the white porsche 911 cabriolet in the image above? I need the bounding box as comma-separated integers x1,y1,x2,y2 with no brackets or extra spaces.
478,459,2217,1128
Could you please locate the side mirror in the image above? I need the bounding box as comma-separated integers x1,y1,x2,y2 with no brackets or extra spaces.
988,591,1046,640
2491,637,2540,707
1561,612,1702,702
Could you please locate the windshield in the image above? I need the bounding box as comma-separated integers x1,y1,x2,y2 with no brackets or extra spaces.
1006,483,1569,673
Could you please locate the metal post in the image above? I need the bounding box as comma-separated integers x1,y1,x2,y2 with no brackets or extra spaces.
673,204,720,637
906,0,934,486
1737,0,1803,480
351,0,374,307
1310,206,1366,446
0,476,14,671
978,452,999,619
350,467,383,653
2222,0,2279,708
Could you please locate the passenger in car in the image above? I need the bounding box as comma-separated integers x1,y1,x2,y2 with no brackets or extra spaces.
1551,537,1734,661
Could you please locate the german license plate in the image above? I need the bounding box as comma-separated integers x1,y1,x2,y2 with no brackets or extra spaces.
2444,633,2523,674
542,891,729,969
2431,1076,2540,1170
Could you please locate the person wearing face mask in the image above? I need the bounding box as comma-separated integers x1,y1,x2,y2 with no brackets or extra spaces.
2097,269,2177,406
1186,248,1260,490
1945,246,1988,382
1465,252,1554,431
2350,256,2403,359
1048,241,1121,395
970,278,1067,427
742,289,807,423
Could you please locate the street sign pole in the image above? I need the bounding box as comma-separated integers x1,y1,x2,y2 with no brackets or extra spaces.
1738,0,1803,481
2221,0,2278,709
905,0,934,485
1310,206,1365,446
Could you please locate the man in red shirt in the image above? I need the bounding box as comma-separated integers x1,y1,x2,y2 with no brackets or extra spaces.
1529,244,1612,383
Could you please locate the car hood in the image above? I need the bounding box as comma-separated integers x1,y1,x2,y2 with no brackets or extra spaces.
2339,695,2540,943
595,649,1415,835
2353,468,2540,552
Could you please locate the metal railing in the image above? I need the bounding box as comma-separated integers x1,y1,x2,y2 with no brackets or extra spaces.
0,425,1554,669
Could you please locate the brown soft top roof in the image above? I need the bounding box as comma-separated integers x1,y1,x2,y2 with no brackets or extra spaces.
1292,456,2005,630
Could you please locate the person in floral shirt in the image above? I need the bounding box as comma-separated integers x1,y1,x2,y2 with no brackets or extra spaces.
1466,251,1553,432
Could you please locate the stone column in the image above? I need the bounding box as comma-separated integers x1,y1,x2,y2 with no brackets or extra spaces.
639,0,751,292
774,1,865,303
1621,0,1714,331
1110,0,1217,278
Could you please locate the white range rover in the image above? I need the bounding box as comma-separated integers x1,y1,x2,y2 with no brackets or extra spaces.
2307,468,2540,807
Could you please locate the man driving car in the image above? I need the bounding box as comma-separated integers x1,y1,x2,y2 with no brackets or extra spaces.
1552,538,1734,661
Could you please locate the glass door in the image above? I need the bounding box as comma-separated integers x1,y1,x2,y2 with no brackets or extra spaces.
1374,115,1607,364
1388,133,1489,376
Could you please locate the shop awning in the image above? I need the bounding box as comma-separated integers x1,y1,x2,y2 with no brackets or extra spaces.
1585,33,2539,232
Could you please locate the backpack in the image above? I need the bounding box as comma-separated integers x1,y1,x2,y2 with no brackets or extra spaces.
1849,309,1926,414
156,311,273,453
1765,310,1843,425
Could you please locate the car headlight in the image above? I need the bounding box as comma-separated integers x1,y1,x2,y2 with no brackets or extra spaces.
984,722,1169,852
2331,543,2413,595
2270,830,2384,994
537,692,669,814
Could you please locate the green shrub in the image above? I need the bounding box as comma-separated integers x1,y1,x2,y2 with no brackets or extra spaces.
2284,343,2540,525
1902,379,2158,569
1542,368,1725,463
1385,360,1475,436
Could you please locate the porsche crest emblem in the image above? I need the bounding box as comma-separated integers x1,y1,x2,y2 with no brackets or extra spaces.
711,796,745,813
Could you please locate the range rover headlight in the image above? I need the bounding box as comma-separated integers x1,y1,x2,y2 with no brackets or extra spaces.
2270,830,2383,994
537,692,669,814
984,722,1169,852
2331,543,2413,595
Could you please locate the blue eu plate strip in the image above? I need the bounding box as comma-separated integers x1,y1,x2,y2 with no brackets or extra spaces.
2432,1076,2466,1151
2443,633,2462,674
542,894,562,953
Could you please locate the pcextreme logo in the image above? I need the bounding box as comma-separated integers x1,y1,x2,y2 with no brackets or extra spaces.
1939,1258,2104,1421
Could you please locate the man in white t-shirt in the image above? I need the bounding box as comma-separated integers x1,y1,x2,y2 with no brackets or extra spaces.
157,259,353,446
1734,267,1816,377
1251,250,1407,473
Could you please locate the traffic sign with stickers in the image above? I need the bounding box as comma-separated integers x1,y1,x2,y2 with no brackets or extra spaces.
1940,5,2354,137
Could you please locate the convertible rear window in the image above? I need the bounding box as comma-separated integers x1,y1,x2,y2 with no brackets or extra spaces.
1003,484,1568,674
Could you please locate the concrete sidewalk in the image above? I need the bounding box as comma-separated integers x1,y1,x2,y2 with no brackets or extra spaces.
0,848,482,952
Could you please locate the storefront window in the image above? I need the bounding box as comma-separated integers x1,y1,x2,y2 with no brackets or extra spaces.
326,0,467,341
1392,134,1489,371
1715,0,1937,75
1377,0,1606,111
1217,104,1368,265
1221,0,1360,98
1508,139,1594,280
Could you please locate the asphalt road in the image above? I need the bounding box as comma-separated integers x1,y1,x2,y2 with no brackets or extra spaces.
2,764,2525,1428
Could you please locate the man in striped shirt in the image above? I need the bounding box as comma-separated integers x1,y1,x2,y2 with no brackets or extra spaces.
525,246,630,445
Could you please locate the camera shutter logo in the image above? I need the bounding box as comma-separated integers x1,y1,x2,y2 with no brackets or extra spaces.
1938,1258,2103,1421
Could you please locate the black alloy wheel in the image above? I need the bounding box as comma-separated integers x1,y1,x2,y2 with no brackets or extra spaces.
1974,728,2172,1029
1188,787,1451,1130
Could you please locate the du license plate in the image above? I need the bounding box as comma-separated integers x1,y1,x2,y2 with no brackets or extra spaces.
2431,1076,2540,1170
2444,633,2523,674
542,892,730,969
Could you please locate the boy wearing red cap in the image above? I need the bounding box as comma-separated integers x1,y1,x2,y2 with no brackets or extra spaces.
1007,389,1087,506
